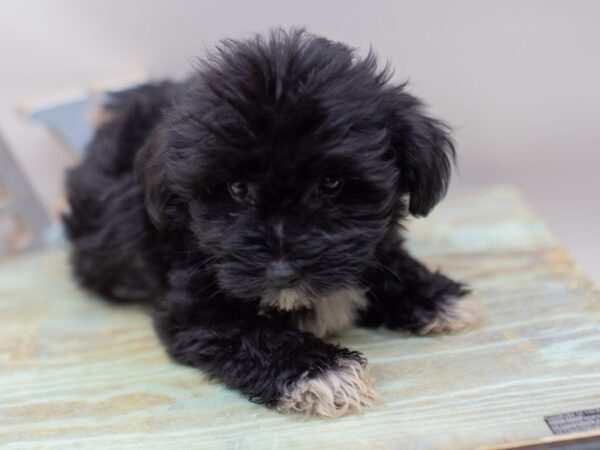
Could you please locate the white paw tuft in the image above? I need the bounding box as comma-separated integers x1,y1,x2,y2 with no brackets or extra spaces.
278,357,378,417
419,294,480,335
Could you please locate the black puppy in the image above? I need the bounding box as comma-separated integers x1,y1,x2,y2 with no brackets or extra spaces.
65,29,476,417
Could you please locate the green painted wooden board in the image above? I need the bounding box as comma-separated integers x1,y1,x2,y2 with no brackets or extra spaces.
1,186,599,449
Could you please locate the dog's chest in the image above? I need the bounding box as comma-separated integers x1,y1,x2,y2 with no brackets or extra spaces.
291,288,368,338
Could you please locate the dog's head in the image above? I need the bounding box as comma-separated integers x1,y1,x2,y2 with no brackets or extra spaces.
136,29,454,306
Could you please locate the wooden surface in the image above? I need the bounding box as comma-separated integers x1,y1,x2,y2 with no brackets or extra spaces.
1,186,599,449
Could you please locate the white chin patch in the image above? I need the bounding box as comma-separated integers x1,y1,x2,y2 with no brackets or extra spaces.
277,357,378,417
261,288,313,311
261,287,368,338
419,294,480,335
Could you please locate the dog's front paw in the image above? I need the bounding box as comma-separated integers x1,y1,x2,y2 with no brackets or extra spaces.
418,293,480,335
277,355,378,417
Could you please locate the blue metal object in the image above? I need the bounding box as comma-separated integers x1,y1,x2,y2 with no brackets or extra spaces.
27,80,146,155
28,94,95,156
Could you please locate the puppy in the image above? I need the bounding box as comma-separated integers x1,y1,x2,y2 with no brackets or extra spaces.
64,29,476,417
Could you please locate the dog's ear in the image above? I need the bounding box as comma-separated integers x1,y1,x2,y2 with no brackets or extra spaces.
134,132,186,230
388,89,455,217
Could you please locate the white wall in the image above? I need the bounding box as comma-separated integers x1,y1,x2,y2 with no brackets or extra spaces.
0,0,598,283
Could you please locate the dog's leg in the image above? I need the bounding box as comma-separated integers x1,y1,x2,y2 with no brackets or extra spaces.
153,280,378,417
359,239,478,335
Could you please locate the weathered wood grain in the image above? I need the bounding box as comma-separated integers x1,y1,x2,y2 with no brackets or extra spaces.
1,186,599,449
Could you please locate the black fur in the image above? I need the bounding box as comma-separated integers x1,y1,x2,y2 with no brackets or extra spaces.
64,29,468,411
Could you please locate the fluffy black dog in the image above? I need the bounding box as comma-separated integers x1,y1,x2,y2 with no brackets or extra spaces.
65,29,476,417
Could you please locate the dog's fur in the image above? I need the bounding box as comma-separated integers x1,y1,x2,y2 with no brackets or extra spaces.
64,29,475,417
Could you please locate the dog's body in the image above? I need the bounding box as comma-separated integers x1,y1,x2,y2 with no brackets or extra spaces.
65,29,476,417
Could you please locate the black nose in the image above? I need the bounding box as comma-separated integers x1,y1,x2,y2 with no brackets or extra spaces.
266,260,300,288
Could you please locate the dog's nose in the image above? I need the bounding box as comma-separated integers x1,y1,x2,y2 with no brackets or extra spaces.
266,260,300,288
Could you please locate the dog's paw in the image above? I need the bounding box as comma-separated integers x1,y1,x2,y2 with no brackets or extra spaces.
277,356,378,417
418,293,480,335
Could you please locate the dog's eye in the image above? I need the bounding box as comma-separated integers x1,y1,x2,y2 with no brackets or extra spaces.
317,176,344,195
227,181,250,202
